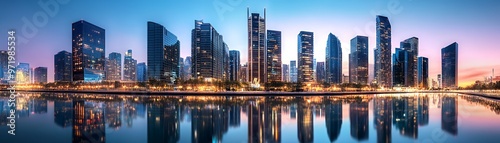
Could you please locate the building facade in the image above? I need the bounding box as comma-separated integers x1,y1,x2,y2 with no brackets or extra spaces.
393,48,407,87
34,67,48,83
349,36,369,84
247,8,266,84
282,64,289,82
418,57,429,88
191,20,226,82
374,15,392,87
106,52,121,81
123,49,137,81
297,31,314,83
147,21,180,83
400,37,419,87
229,50,240,81
72,20,106,82
290,61,298,83
16,63,30,84
0,50,8,81
137,62,147,82
316,62,326,83
441,42,458,88
325,33,342,84
54,50,72,82
267,30,282,82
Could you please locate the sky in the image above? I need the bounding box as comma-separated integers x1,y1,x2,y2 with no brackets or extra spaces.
1,0,500,86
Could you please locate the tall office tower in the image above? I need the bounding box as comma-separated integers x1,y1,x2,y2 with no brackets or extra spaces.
147,21,180,83
16,63,30,84
247,8,266,84
297,31,314,83
223,43,230,81
290,60,298,82
374,15,392,87
123,49,137,81
392,48,407,87
349,36,369,84
417,57,429,89
240,63,248,82
0,50,7,81
191,20,226,82
72,20,106,82
106,52,121,81
437,74,442,88
400,37,419,87
54,50,72,82
316,62,326,83
282,64,289,82
183,57,192,80
229,50,241,81
441,42,458,88
136,62,147,82
313,59,317,82
34,67,48,83
267,30,282,82
326,33,342,84
179,57,184,81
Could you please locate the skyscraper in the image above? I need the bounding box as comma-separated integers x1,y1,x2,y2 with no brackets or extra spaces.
375,15,392,87
418,57,429,89
316,62,326,83
179,57,184,81
400,37,419,87
267,30,282,82
223,43,230,81
16,63,30,84
191,20,226,82
393,48,407,87
136,62,147,82
0,50,8,81
123,49,137,81
72,20,106,82
441,42,458,88
282,64,289,82
326,33,342,84
183,57,192,80
147,21,180,83
54,50,72,82
298,31,314,83
106,52,121,81
229,50,240,81
240,63,248,82
349,36,369,84
290,60,298,83
34,67,48,83
247,8,266,84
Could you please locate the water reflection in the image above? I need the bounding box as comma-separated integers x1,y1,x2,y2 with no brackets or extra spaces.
1,92,500,143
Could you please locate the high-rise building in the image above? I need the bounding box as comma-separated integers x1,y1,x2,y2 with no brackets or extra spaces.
437,74,442,88
240,63,248,82
393,48,407,87
247,8,266,84
223,43,230,81
136,62,147,82
72,20,106,82
441,42,458,88
123,49,137,81
147,21,180,83
374,15,392,87
34,67,48,83
106,52,121,81
229,50,240,81
316,62,326,83
418,57,429,89
282,64,289,82
16,63,30,84
290,60,298,82
179,57,184,81
325,33,342,84
0,50,8,81
400,37,419,87
183,57,192,80
267,30,282,82
298,31,314,83
54,50,72,82
349,36,369,84
191,20,226,82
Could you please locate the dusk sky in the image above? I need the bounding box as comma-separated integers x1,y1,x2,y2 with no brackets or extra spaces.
1,0,499,86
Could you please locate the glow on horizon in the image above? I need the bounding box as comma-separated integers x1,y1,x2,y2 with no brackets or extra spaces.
1,0,499,86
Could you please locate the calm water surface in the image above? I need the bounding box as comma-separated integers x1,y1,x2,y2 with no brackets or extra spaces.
1,92,500,143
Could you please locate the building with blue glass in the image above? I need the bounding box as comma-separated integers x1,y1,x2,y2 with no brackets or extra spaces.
267,30,282,82
72,20,106,82
229,50,240,81
106,52,121,81
147,21,180,83
393,48,408,87
298,31,314,83
137,62,147,82
349,36,369,84
326,33,342,84
191,20,226,82
375,15,392,87
441,42,458,88
418,57,429,88
54,50,72,82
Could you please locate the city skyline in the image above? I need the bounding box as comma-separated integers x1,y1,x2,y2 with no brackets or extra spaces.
1,1,500,86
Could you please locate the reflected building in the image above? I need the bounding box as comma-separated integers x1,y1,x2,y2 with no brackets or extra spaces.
72,20,106,82
147,102,179,143
105,102,122,129
442,96,458,135
0,100,7,126
298,101,313,143
374,97,392,143
350,101,369,141
32,99,47,114
192,104,229,143
265,103,281,143
325,100,342,142
229,105,241,127
213,106,229,141
248,102,265,143
54,100,73,128
73,100,105,143
418,96,429,126
393,97,418,138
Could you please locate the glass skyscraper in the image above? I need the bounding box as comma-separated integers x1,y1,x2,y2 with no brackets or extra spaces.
229,50,240,81
325,33,342,84
54,50,72,82
191,20,226,82
34,67,48,83
375,15,392,87
247,8,266,84
349,36,369,84
136,62,147,82
282,64,289,82
267,30,282,82
123,49,137,81
418,57,429,88
316,62,326,83
290,60,298,83
16,63,30,84
0,50,7,81
147,21,180,83
106,52,121,81
441,42,458,88
298,31,314,83
400,37,419,87
393,48,407,87
72,20,106,82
